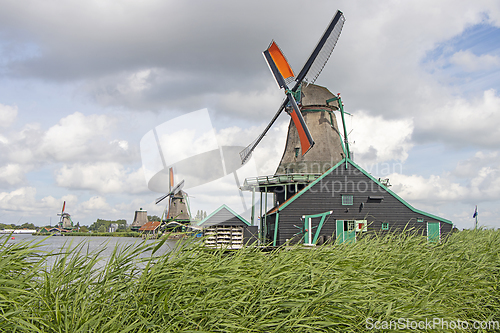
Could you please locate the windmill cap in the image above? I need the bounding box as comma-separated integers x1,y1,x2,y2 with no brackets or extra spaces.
301,84,338,108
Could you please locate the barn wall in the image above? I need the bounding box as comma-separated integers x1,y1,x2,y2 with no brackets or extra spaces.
271,161,452,246
200,208,249,228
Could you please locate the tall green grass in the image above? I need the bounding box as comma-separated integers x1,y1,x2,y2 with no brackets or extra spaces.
0,230,499,332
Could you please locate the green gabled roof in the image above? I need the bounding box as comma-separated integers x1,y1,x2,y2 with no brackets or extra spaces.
275,158,452,225
196,204,251,226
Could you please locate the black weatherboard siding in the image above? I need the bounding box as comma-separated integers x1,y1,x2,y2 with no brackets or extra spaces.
198,205,258,247
265,159,452,246
199,207,250,228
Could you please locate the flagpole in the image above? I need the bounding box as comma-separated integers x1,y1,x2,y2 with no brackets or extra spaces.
473,205,478,230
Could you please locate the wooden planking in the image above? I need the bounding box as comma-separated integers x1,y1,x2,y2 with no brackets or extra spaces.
200,207,249,228
270,162,452,245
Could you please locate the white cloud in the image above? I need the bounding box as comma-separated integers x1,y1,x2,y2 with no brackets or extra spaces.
389,173,467,203
1,123,42,165
110,139,129,150
453,151,500,178
0,111,136,166
450,50,500,72
79,196,110,212
0,187,76,214
211,85,284,119
214,120,288,175
415,89,500,147
40,194,78,213
0,134,8,145
0,103,17,127
0,164,31,186
0,187,37,211
390,150,500,204
55,162,147,194
40,112,112,161
117,69,152,94
349,111,414,163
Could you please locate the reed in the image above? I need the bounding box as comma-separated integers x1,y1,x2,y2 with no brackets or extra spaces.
0,230,499,332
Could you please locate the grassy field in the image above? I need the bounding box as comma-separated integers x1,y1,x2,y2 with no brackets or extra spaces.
0,230,499,332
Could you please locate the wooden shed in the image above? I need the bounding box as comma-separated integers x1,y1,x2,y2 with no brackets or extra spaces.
244,158,452,246
139,221,162,239
197,205,258,249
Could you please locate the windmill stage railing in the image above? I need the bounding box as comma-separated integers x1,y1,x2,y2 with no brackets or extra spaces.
240,173,322,191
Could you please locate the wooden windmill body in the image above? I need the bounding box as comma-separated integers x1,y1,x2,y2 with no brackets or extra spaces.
131,208,148,231
57,201,74,229
276,84,345,175
155,168,191,228
165,190,190,223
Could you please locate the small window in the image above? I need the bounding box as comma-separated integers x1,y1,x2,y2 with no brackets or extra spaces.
381,222,389,230
342,195,353,206
347,220,355,232
294,147,300,158
356,220,368,232
417,218,424,222
343,220,356,232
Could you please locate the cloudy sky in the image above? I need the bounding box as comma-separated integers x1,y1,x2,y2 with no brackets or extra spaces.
1,0,499,229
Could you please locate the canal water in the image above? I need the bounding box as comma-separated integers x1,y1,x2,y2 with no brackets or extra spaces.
3,234,180,266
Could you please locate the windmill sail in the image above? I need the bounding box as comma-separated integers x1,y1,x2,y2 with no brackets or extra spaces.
287,94,314,153
295,10,345,87
265,41,295,87
239,97,288,163
239,10,345,164
155,180,185,205
262,43,315,152
169,167,174,192
155,167,185,205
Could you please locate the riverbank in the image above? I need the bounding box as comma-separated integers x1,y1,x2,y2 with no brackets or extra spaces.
34,231,142,237
33,231,189,239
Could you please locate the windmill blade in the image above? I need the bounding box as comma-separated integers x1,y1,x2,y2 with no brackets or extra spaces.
240,10,345,164
264,44,314,155
239,97,288,163
169,167,174,193
293,10,345,88
263,41,295,88
170,179,185,197
61,201,66,214
155,180,185,205
155,193,171,205
286,92,314,154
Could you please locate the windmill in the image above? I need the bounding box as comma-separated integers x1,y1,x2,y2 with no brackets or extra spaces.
155,167,191,229
57,201,73,229
240,10,346,165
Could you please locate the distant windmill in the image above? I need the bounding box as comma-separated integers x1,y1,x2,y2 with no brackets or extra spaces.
240,10,346,164
57,201,73,229
130,208,148,231
155,167,191,227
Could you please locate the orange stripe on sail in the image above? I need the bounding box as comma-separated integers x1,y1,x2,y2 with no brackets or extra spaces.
268,41,294,81
290,110,312,154
169,167,174,188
